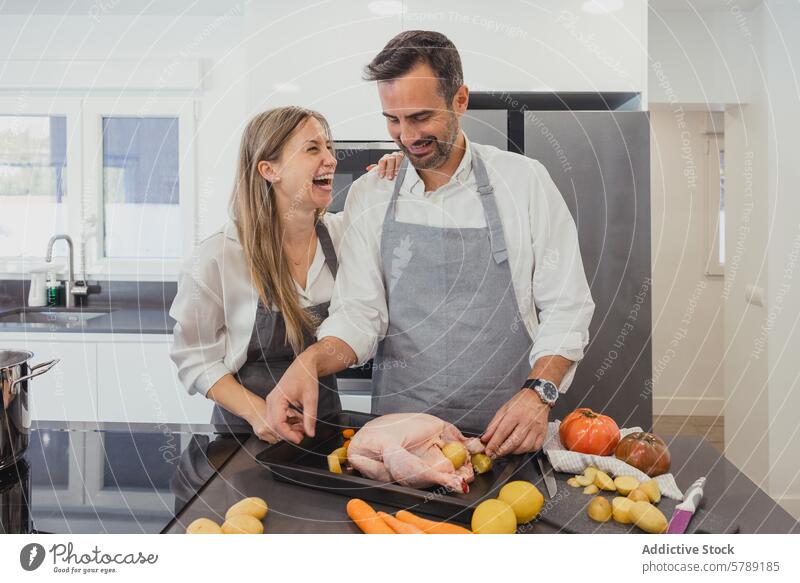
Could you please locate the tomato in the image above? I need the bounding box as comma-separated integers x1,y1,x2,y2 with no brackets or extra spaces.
559,408,620,455
615,431,671,477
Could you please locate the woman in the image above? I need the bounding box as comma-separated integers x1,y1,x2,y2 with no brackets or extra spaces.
169,107,400,442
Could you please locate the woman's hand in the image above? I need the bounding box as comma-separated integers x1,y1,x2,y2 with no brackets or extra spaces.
366,151,404,179
245,401,282,444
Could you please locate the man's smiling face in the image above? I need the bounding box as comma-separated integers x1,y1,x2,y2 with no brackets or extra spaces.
377,61,467,170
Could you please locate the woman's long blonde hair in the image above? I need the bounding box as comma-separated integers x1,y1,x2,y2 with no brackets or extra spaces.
231,106,333,354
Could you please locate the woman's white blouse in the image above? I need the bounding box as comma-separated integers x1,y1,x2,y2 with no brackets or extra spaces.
169,214,344,396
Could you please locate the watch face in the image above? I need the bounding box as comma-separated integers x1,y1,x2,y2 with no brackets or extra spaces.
541,381,558,402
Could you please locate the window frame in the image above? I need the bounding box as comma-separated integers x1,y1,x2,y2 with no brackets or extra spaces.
0,96,83,275
82,97,196,280
0,95,196,281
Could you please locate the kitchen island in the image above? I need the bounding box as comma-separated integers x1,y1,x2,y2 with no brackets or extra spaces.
2,420,797,534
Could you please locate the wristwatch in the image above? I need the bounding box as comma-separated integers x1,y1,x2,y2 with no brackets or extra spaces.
522,378,559,407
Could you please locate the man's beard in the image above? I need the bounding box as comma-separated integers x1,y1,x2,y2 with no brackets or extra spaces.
399,112,459,171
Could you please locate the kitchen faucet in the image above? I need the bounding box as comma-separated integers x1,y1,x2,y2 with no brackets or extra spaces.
45,234,89,308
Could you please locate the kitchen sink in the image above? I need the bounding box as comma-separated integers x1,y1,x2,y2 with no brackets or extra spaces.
0,308,115,326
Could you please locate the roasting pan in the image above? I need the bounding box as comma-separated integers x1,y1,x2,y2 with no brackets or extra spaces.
255,410,534,524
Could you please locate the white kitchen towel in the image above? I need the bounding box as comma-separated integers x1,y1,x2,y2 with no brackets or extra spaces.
543,421,684,500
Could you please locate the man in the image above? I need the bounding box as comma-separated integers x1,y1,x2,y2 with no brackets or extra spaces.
266,30,594,458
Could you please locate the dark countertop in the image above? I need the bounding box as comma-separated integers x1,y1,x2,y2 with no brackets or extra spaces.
0,307,175,334
164,431,799,534
3,420,797,535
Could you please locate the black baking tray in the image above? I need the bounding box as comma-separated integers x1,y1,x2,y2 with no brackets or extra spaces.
256,410,532,524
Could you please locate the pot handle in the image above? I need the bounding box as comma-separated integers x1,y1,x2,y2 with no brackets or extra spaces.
11,358,60,395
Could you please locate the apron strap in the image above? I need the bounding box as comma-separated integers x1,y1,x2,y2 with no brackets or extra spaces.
316,221,339,279
386,157,410,223
386,152,508,264
472,153,509,264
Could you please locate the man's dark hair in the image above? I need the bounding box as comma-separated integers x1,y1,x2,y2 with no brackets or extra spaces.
364,30,463,105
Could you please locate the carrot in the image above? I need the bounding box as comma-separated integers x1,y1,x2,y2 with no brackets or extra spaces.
346,499,395,534
342,429,355,439
378,511,424,534
395,510,472,534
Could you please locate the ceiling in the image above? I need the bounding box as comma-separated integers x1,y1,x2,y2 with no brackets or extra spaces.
649,0,763,11
0,0,237,16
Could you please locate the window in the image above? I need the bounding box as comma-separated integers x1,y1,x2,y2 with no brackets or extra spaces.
0,115,67,257
705,133,724,276
0,97,195,279
83,97,196,278
718,148,725,265
102,117,181,259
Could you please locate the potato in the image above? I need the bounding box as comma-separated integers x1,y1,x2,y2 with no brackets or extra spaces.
471,499,517,534
611,497,634,524
627,488,650,503
567,477,581,488
583,484,599,495
498,481,544,524
186,518,222,534
575,473,595,487
471,453,493,474
594,470,616,491
583,467,598,482
628,501,668,534
329,447,347,465
587,496,612,523
640,479,662,504
441,442,468,470
225,497,268,521
613,475,640,496
327,451,343,474
221,514,264,534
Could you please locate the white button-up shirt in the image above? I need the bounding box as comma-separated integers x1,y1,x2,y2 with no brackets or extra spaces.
169,214,344,396
317,136,595,392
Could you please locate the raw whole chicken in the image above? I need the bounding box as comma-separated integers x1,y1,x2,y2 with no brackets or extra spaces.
347,413,486,493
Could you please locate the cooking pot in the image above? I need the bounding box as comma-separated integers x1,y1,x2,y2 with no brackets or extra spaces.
0,350,59,470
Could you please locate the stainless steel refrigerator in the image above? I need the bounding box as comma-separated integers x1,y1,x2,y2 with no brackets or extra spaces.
463,96,652,430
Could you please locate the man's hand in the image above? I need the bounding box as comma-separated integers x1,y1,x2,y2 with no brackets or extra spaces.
265,353,320,444
264,337,357,444
481,389,550,458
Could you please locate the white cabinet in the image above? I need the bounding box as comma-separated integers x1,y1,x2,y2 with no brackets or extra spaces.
13,337,98,422
0,332,212,424
401,0,645,93
244,1,645,142
96,339,213,424
244,2,402,140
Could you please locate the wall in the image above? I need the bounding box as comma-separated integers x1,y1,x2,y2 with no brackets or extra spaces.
648,6,753,105
721,0,800,520
649,108,726,416
649,0,800,519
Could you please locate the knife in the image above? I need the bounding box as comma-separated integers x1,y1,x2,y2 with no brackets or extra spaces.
667,476,706,534
536,454,557,499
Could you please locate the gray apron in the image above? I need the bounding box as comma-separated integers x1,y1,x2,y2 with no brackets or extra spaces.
211,222,341,432
372,152,534,433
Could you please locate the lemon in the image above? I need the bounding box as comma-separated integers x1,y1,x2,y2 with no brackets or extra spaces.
471,499,517,534
471,453,493,474
441,442,468,469
498,480,544,524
